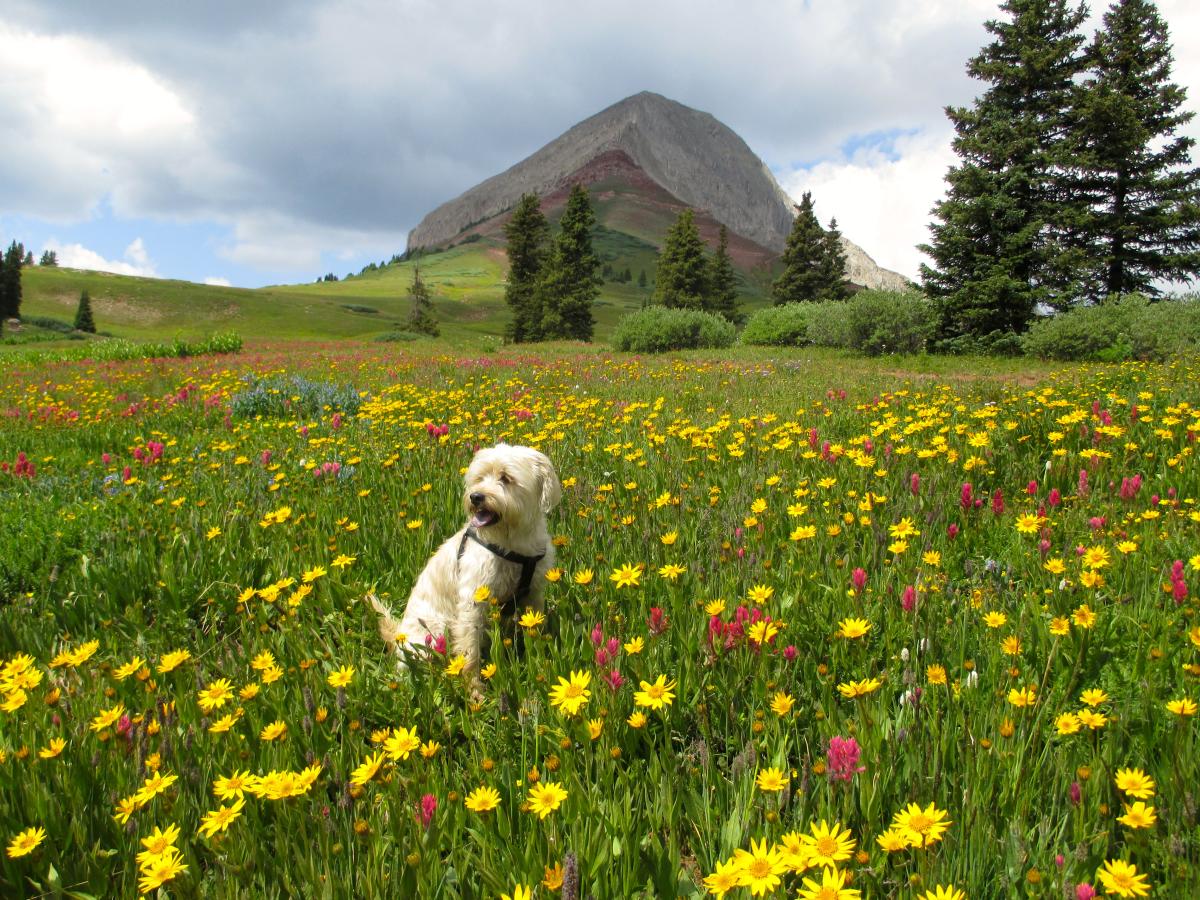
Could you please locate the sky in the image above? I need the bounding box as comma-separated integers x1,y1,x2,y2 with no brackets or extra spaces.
1,0,1198,288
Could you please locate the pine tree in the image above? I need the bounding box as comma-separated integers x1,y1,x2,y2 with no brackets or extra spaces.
708,225,743,323
773,193,830,304
1,241,25,320
406,267,439,337
39,250,58,267
74,289,96,333
920,0,1089,340
818,218,851,301
654,209,710,310
637,269,647,289
503,193,549,342
1071,0,1200,299
538,185,599,341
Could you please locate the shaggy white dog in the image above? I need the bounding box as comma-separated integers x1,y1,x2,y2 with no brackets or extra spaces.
370,444,561,675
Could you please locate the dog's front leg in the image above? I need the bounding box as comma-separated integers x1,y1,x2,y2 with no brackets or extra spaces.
450,588,488,681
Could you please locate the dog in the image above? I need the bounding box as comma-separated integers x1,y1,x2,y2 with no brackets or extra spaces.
369,443,561,677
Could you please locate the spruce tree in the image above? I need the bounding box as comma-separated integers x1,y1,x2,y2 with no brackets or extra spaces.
406,267,439,337
74,289,96,333
39,250,58,267
1,241,25,320
708,225,743,323
503,193,549,342
920,0,1089,340
538,185,599,341
773,193,829,304
818,218,851,301
1072,0,1200,299
654,209,710,310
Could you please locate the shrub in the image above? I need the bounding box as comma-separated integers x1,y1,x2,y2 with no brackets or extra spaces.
740,304,813,346
611,306,735,353
229,374,361,420
805,300,853,349
1126,295,1200,360
1022,297,1152,364
374,330,421,343
840,290,937,355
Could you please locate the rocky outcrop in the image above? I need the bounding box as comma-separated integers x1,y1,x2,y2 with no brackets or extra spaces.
408,91,909,292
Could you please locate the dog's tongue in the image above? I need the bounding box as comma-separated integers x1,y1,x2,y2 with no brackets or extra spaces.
471,510,498,528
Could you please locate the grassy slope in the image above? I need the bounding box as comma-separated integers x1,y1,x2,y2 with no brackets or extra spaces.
15,190,778,346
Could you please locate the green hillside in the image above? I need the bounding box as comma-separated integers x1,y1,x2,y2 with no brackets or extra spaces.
14,207,776,345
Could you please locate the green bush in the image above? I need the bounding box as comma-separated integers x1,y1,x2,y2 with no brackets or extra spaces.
840,290,937,355
1016,294,1200,361
611,306,736,353
374,330,421,343
805,300,852,349
740,304,813,346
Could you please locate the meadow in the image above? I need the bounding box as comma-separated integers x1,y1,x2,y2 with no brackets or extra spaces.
0,342,1197,898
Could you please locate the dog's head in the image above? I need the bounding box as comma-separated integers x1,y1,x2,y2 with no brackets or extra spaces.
463,444,561,532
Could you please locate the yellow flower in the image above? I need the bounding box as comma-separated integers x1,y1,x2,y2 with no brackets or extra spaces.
660,530,678,545
445,655,467,677
302,566,327,583
796,865,861,900
926,664,947,685
198,798,245,838
481,663,498,680
634,675,677,710
1114,767,1155,799
573,568,594,585
770,691,795,716
197,679,234,712
746,584,774,604
624,636,645,654
627,711,648,729
609,563,642,589
891,800,953,847
703,858,741,898
213,770,258,801
587,718,603,740
350,751,386,786
837,617,871,639
732,837,786,896
1044,558,1066,575
518,610,546,629
919,887,966,900
1077,708,1107,729
548,670,591,717
1080,688,1109,707
420,740,440,758
6,826,46,858
156,649,191,674
1117,801,1157,829
384,726,421,761
327,665,355,688
500,885,533,900
134,771,179,806
89,703,125,732
1055,712,1082,736
755,766,787,792
1014,513,1043,534
1096,858,1151,898
137,848,188,895
747,620,780,645
983,611,1007,628
837,677,882,699
1049,617,1070,636
1072,604,1097,629
1166,697,1197,716
657,563,686,580
38,737,66,759
802,818,856,867
704,599,726,616
1007,686,1037,708
542,862,565,891
922,550,942,567
464,786,501,813
331,554,356,569
526,781,568,819
113,656,146,681
259,720,287,741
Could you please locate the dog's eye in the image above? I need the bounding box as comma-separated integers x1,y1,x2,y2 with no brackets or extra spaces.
498,472,511,485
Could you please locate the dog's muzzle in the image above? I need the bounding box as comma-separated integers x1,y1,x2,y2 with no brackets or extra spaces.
469,492,500,528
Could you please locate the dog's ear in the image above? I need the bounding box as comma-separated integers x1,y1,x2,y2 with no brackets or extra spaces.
532,450,562,513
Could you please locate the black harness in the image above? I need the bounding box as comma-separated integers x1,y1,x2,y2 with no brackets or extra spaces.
457,528,545,616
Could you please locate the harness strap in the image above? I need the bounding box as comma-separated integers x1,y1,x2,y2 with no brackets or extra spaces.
457,528,546,615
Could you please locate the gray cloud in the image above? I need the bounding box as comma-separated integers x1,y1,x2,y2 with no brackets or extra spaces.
2,0,1196,275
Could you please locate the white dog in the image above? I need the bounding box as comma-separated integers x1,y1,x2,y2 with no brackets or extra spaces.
370,443,561,676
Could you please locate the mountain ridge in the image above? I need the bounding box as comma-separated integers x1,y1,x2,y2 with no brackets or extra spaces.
406,91,909,292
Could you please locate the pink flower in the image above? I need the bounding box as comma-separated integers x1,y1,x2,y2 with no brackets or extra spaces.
1048,488,1062,507
909,473,920,495
419,793,437,828
827,736,865,782
648,607,669,635
1075,884,1097,900
782,645,797,661
960,482,973,511
590,623,604,647
851,568,867,595
1026,480,1038,495
947,523,959,540
604,669,624,692
901,585,916,613
991,489,1004,516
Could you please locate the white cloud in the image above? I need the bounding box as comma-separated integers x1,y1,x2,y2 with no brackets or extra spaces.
216,211,403,275
778,128,957,281
45,237,158,277
203,276,231,286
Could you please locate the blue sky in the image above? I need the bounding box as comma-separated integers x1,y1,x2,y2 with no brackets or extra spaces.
2,0,1197,286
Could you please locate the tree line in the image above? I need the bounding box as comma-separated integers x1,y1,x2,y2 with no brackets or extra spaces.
921,0,1200,348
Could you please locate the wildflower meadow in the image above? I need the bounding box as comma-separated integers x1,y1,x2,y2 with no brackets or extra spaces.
0,344,1197,898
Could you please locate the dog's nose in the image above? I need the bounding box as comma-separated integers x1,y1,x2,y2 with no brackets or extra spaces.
469,492,485,506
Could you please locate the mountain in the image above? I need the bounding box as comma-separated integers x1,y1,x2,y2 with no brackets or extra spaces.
407,91,908,292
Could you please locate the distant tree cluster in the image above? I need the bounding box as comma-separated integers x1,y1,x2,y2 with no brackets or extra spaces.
652,211,744,324
921,0,1200,347
503,186,600,342
771,193,850,305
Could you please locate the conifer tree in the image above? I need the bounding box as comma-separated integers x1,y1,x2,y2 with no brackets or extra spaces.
654,209,710,310
708,225,743,323
1,241,25,320
818,218,851,301
773,193,829,304
538,185,599,341
39,250,58,267
1072,0,1200,299
74,289,96,333
503,193,549,342
406,267,439,337
920,0,1089,340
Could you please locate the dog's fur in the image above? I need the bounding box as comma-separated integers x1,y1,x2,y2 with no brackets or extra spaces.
370,444,561,675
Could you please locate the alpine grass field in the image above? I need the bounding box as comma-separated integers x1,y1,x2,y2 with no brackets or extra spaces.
1,341,1198,898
